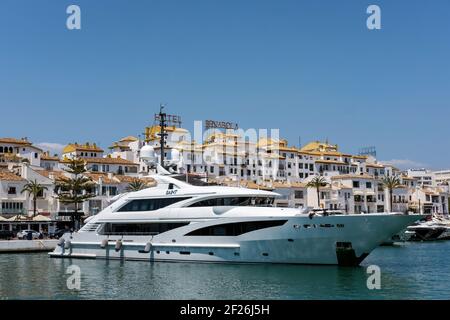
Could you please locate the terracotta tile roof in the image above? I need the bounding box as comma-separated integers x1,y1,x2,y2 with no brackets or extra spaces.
140,177,158,186
85,173,119,184
35,170,68,181
84,157,138,165
145,126,188,141
300,141,339,153
60,157,138,166
299,151,322,156
119,136,138,142
63,143,104,154
366,163,385,168
0,138,32,146
0,170,25,181
315,160,347,165
114,175,137,183
320,151,344,156
108,143,131,150
0,153,23,161
271,181,292,189
270,181,306,189
41,154,60,161
290,182,307,188
239,180,272,190
114,175,157,187
331,174,375,180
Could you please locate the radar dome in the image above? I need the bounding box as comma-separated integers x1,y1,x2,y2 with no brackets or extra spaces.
140,145,156,164
170,148,180,162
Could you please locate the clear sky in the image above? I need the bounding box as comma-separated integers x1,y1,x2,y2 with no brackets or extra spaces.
1,0,449,169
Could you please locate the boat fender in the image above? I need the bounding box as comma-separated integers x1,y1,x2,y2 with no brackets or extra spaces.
115,239,123,252
144,242,152,253
101,239,108,249
58,238,65,247
64,240,71,250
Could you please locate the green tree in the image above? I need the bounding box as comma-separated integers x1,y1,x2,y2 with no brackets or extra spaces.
126,178,149,192
21,180,48,217
306,176,328,208
381,175,402,212
55,158,95,229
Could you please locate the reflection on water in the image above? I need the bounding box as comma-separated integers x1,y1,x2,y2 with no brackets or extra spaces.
1,241,450,300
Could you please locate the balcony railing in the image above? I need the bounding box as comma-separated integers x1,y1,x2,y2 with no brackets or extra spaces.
0,208,26,215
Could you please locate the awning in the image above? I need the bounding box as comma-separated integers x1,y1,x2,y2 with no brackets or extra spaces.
33,215,52,222
7,215,30,222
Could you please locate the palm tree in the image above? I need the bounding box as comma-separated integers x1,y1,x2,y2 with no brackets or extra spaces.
126,178,148,192
55,158,95,229
21,180,48,217
306,176,328,208
381,175,402,212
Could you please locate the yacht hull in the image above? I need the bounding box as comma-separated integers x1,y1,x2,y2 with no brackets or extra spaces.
49,214,421,266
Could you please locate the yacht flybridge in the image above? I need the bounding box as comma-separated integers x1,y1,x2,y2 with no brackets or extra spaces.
49,173,422,266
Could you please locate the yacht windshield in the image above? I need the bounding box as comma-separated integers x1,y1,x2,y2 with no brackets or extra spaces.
188,196,275,208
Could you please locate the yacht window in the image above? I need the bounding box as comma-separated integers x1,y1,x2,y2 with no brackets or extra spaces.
188,197,274,208
117,197,191,212
185,220,287,236
100,222,190,235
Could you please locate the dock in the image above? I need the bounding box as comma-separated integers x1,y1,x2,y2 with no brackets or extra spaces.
0,240,58,253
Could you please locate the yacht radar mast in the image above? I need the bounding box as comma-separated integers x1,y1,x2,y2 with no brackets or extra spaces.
157,104,168,169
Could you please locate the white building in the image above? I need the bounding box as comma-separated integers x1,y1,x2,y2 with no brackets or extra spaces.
1,126,449,220
0,137,43,167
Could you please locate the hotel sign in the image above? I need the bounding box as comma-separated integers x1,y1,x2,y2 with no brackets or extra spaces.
205,120,239,130
154,114,182,127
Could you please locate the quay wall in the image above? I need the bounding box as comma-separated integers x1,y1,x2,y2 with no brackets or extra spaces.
0,240,58,253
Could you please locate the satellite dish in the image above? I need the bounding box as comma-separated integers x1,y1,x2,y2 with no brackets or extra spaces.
140,145,156,165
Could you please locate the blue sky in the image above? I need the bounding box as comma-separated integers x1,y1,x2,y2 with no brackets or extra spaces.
1,0,449,169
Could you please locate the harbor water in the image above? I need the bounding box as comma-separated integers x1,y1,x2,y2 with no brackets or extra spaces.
1,241,449,300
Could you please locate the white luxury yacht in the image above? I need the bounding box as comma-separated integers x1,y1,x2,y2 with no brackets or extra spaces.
404,215,450,241
49,144,422,266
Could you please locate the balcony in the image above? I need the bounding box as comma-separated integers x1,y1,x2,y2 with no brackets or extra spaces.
0,208,26,215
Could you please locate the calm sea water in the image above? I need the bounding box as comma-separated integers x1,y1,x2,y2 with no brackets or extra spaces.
1,241,449,300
